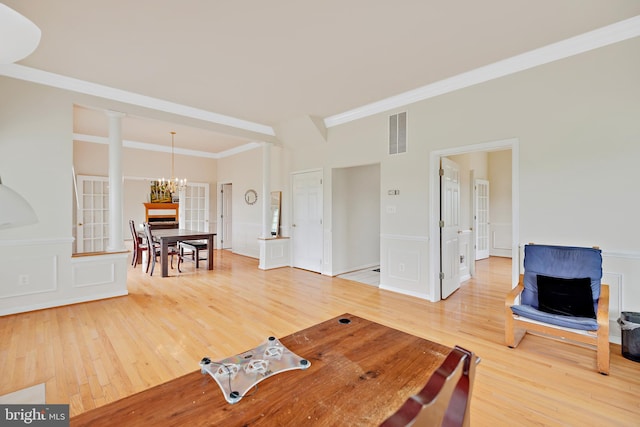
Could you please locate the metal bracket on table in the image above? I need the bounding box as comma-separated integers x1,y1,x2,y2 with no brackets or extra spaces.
200,336,311,404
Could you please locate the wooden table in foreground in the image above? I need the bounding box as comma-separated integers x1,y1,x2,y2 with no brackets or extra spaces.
70,313,451,427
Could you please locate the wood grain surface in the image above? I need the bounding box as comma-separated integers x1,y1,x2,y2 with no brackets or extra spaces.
69,313,449,426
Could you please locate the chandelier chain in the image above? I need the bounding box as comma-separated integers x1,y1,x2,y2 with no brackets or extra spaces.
151,131,187,202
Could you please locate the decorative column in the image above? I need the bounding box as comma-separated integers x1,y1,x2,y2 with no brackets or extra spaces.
106,110,126,252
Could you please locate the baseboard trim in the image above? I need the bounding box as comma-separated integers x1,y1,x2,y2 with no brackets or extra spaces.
0,290,129,316
379,284,429,301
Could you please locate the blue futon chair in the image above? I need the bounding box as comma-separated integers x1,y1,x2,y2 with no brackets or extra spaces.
505,244,610,374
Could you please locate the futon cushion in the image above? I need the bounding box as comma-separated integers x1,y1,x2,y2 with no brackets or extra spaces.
510,304,598,331
537,274,596,319
521,245,602,308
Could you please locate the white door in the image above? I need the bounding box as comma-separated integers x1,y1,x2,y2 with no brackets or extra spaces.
475,179,490,260
440,158,461,299
292,170,323,273
221,183,232,249
76,175,109,253
179,183,210,231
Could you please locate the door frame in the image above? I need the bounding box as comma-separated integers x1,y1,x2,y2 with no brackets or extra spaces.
429,138,519,302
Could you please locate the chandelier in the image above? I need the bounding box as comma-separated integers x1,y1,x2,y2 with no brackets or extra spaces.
153,132,187,201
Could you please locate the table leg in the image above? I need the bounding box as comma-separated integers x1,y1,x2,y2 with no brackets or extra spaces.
207,235,214,270
161,240,169,277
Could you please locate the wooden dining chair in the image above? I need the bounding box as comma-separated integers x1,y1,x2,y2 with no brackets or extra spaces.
380,345,479,427
129,219,147,268
143,222,180,276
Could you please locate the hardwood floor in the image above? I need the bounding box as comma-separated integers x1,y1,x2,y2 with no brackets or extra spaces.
1,252,639,425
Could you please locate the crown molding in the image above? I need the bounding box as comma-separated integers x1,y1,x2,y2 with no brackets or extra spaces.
73,133,262,159
0,64,276,137
215,141,262,158
324,15,640,128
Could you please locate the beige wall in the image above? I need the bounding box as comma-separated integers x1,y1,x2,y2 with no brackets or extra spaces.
278,36,640,309
489,150,512,257
217,146,264,257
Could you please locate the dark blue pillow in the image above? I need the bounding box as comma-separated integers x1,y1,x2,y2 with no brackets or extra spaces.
537,275,596,319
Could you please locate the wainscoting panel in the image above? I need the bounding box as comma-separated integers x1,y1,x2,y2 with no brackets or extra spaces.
491,222,512,257
323,229,332,275
259,238,290,270
0,255,57,299
232,221,261,259
602,251,640,344
0,238,129,316
72,258,116,288
379,234,430,300
602,272,622,343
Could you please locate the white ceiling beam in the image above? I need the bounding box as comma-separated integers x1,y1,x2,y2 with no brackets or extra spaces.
0,64,276,137
72,133,262,159
324,15,640,128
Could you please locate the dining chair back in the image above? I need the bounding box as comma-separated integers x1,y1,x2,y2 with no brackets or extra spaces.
143,222,180,276
129,219,147,267
380,345,479,427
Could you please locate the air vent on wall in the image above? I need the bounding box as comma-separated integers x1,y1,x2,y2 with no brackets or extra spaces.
389,112,407,155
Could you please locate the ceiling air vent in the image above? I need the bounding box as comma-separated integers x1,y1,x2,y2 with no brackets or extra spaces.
389,111,407,155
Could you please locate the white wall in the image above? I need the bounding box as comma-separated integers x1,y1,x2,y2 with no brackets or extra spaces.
0,78,127,315
278,36,640,316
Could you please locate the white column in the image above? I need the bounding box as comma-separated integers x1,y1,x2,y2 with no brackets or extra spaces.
261,142,271,238
106,110,126,252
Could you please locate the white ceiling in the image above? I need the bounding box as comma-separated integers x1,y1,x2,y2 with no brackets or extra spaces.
3,1,640,156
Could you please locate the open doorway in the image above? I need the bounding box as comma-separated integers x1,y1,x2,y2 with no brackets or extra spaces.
332,163,381,284
429,139,519,302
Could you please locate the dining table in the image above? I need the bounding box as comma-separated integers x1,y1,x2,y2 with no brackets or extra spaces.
70,313,452,426
150,228,216,277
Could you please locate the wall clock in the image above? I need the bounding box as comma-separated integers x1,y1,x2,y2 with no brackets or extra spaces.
244,189,258,205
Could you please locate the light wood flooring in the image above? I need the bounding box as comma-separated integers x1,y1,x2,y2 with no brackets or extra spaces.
1,252,639,426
